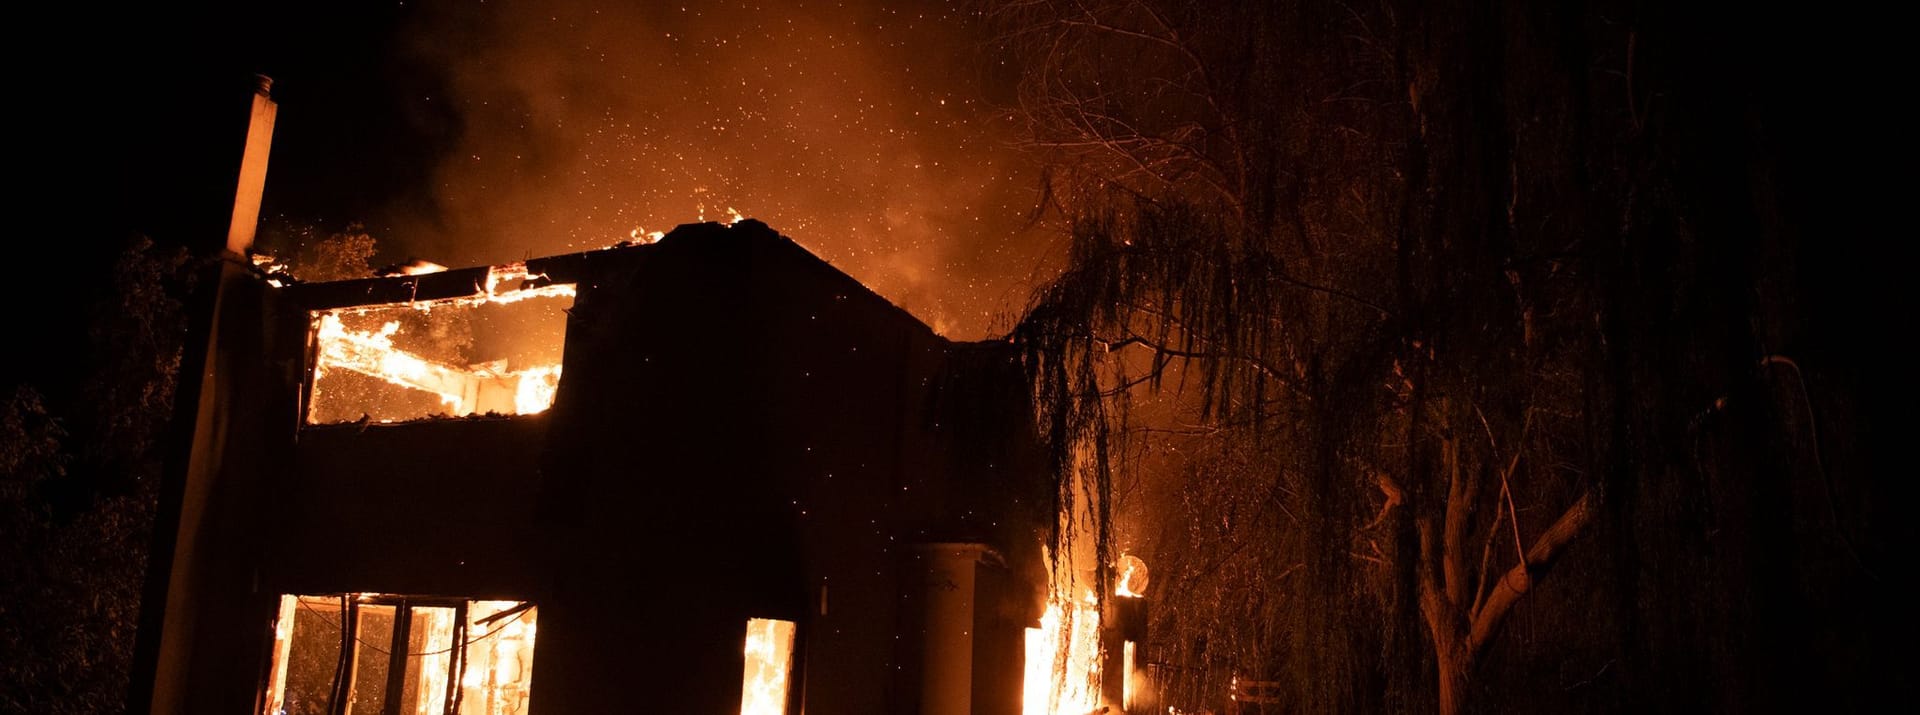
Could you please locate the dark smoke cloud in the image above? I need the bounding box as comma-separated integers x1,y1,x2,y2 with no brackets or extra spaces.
383,0,1049,338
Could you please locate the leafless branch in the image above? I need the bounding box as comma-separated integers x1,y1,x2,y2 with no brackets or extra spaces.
1467,488,1597,656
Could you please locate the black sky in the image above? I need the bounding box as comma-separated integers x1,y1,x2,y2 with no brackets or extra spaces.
11,1,1895,425
12,1,1065,403
88,2,1046,332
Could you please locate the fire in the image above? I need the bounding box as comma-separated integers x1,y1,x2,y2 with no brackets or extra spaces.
512,365,563,415
741,618,796,715
316,315,463,412
463,600,539,715
1123,640,1141,711
1024,590,1103,715
1115,554,1149,598
250,252,288,274
261,595,537,715
478,262,574,305
1026,438,1112,714
308,262,574,423
314,315,564,417
398,259,449,275
251,252,291,287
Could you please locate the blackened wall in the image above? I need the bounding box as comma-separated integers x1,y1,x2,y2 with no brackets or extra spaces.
206,220,1048,713
534,221,1045,713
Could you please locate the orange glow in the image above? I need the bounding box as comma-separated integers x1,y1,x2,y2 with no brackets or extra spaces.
511,365,564,415
399,260,450,276
741,618,796,715
1027,438,1112,714
1023,591,1103,715
260,596,298,715
477,263,572,305
261,595,537,715
252,253,291,287
400,0,1051,342
1115,554,1149,598
251,252,288,274
461,600,538,715
308,262,573,424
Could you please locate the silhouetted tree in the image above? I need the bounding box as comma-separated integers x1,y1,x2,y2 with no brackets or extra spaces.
285,222,379,282
992,1,1868,712
0,236,190,714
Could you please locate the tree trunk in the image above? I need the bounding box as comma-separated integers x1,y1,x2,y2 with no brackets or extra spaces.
1420,520,1472,715
1435,649,1469,715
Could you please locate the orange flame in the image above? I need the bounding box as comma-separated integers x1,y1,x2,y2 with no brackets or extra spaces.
398,259,449,276
309,263,574,422
1024,589,1103,715
742,618,796,715
1115,554,1149,598
261,595,537,715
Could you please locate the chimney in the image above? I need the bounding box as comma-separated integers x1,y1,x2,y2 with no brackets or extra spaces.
224,74,277,255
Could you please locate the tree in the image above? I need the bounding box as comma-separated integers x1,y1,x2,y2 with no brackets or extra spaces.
989,1,1745,712
284,222,380,282
0,237,190,714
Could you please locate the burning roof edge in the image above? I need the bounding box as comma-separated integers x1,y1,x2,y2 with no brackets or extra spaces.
277,219,950,341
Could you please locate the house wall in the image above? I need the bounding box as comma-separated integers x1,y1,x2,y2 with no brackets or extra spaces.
133,259,299,715
531,223,1025,712
147,221,1049,713
270,417,549,598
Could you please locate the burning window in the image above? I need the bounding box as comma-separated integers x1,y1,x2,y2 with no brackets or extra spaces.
262,594,538,715
740,618,795,715
306,263,573,425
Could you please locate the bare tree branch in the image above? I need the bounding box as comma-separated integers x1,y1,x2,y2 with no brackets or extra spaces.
1361,470,1404,531
1467,488,1597,657
1442,434,1469,609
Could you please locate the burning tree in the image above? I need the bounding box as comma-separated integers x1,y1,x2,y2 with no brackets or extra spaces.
988,0,1820,712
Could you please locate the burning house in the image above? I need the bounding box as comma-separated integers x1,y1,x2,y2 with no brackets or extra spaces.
124,78,1157,715
128,215,1095,714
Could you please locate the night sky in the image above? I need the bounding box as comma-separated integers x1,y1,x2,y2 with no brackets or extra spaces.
59,1,1044,340
22,1,1887,374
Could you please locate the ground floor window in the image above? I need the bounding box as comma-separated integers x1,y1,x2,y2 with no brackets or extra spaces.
262,594,538,715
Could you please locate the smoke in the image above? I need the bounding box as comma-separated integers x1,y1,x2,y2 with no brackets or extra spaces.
384,0,1047,338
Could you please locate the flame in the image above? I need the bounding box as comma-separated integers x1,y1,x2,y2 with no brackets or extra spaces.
1023,591,1103,715
742,618,796,715
316,315,464,411
478,262,574,305
1026,438,1112,714
261,596,537,715
1123,640,1138,711
399,259,449,276
252,252,290,287
464,600,538,714
621,211,744,247
309,263,574,422
513,365,564,415
1115,554,1149,598
313,314,566,417
414,606,456,715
